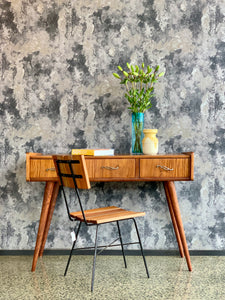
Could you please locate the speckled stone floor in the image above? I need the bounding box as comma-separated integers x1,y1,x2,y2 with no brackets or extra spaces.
0,255,225,300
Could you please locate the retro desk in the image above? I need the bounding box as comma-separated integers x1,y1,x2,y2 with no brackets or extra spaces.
26,152,194,272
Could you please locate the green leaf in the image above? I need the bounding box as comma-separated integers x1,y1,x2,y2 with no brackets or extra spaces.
123,71,129,77
155,65,159,71
113,73,121,79
147,66,150,73
131,65,135,72
142,63,145,68
118,66,123,71
127,63,131,69
158,72,164,77
120,79,127,84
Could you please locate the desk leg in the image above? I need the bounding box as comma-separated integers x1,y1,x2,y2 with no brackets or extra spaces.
39,182,59,256
31,181,55,272
39,182,60,257
164,181,192,271
164,182,184,258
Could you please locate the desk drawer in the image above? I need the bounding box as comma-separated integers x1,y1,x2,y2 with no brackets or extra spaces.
29,158,58,181
28,157,94,181
140,158,191,180
92,159,136,179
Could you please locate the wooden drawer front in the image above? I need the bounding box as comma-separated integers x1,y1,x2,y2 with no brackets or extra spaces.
93,159,136,179
140,158,190,179
30,158,58,180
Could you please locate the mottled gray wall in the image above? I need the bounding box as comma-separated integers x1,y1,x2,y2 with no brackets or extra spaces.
1,0,225,251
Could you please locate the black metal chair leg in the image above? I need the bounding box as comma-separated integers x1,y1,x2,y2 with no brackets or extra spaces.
133,219,150,278
117,221,127,268
64,221,82,276
91,225,99,292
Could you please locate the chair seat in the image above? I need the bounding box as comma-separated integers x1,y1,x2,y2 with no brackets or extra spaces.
70,206,145,224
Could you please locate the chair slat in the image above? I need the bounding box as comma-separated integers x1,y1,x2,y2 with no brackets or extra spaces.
90,211,145,224
96,213,145,224
70,206,145,224
70,206,122,218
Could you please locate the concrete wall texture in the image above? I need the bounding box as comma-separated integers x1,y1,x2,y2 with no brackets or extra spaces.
0,0,225,251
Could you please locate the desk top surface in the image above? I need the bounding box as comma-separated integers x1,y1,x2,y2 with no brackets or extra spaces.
27,152,193,159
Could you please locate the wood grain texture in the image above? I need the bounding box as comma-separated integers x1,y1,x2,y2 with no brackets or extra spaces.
28,155,58,181
164,181,192,271
53,155,91,190
26,153,194,182
140,158,191,179
92,158,136,179
39,182,60,257
31,181,55,272
164,182,184,258
70,206,145,224
26,153,43,181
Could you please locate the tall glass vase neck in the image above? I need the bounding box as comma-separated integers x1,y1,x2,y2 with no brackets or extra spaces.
131,112,144,154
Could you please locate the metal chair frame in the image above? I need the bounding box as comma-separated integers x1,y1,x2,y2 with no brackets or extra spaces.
56,158,149,292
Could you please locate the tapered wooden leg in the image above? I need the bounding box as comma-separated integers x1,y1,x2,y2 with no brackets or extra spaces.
31,181,55,272
39,182,60,257
165,181,192,271
164,182,184,258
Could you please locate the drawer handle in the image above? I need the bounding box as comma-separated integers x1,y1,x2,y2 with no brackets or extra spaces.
45,168,56,172
101,166,119,170
156,165,174,171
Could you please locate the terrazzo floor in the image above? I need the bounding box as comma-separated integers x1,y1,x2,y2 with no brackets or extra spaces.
0,255,224,300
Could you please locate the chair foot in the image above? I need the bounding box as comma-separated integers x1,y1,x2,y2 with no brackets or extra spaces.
133,219,150,278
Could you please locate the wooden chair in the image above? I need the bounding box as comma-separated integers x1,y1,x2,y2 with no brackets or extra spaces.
53,155,149,292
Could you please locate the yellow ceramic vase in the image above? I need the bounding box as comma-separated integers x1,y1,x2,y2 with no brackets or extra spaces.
142,129,158,155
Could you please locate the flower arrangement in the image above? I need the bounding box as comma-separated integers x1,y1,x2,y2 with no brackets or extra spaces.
113,63,164,113
113,62,164,154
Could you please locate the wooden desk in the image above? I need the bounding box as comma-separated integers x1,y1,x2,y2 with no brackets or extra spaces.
26,152,194,272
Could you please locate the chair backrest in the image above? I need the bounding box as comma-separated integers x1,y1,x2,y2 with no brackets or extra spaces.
53,155,91,190
53,155,91,222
